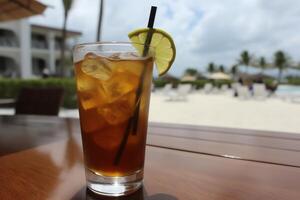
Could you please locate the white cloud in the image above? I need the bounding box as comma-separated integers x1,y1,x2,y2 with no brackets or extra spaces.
31,0,300,75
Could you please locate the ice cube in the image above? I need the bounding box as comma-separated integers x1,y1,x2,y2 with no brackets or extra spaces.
78,90,97,110
78,87,107,110
97,91,136,125
118,52,139,60
92,124,126,150
108,52,139,61
108,53,121,60
76,62,95,92
79,107,107,133
81,53,112,80
102,71,139,103
114,59,144,76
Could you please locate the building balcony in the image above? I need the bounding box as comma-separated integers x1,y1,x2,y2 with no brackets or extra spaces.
0,29,19,48
31,40,48,49
0,45,19,53
0,38,19,47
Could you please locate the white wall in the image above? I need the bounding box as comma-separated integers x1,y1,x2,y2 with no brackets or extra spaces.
0,20,81,78
0,20,20,38
0,20,21,77
47,32,55,73
18,19,32,78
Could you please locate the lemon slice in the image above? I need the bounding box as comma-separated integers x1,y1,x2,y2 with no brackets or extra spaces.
128,28,176,76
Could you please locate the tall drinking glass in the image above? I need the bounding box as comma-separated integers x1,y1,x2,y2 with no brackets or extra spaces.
73,42,153,196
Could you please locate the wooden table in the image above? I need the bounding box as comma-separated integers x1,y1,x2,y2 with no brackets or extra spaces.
0,115,300,200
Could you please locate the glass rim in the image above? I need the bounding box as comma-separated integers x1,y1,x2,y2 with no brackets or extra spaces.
73,41,152,50
73,41,154,62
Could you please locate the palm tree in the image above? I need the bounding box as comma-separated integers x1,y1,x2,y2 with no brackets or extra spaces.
60,0,74,77
258,57,267,74
219,65,225,73
207,62,215,73
231,65,237,76
238,50,251,73
231,65,238,81
184,68,198,76
96,0,104,41
274,51,288,83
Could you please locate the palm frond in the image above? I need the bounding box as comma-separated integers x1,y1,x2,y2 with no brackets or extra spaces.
63,0,74,13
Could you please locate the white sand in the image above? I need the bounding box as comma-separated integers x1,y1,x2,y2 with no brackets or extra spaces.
1,91,300,134
148,91,300,134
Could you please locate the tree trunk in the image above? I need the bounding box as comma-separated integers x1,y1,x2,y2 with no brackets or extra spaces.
96,0,104,41
60,13,68,77
278,68,283,83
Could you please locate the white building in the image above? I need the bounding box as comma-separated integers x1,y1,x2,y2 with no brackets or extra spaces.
0,19,81,78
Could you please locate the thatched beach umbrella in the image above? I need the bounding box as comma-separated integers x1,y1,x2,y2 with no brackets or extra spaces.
0,0,47,22
208,72,231,80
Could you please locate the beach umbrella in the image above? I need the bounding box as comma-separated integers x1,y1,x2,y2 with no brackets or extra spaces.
0,0,47,22
208,72,231,80
181,74,197,81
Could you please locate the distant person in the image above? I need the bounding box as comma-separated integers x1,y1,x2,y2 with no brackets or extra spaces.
42,68,50,78
256,77,263,83
238,77,243,85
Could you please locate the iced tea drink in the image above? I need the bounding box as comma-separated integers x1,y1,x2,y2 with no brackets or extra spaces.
73,43,153,196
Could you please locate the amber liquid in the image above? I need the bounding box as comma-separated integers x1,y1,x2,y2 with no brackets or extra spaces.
75,53,153,176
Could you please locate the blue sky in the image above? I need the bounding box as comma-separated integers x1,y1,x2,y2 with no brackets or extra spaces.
31,0,300,76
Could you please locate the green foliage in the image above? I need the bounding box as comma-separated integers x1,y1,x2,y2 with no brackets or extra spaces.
274,50,289,82
274,51,287,69
219,65,225,72
286,76,300,85
180,80,208,89
153,78,233,90
184,68,198,76
213,80,233,88
239,50,251,66
263,78,276,85
207,62,215,73
153,79,169,88
0,78,77,108
259,57,266,70
231,65,238,75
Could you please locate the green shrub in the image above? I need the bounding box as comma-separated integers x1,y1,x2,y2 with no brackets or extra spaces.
153,79,169,88
180,80,208,89
0,78,77,108
287,77,300,85
213,80,233,88
153,79,234,90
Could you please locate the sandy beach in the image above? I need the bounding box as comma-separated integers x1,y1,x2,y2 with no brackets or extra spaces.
149,91,300,134
1,91,299,134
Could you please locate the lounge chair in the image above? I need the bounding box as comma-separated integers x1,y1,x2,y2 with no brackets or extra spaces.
231,83,241,97
15,87,64,116
203,83,213,94
176,84,192,100
166,84,192,101
162,83,172,96
236,85,251,99
253,83,269,99
220,84,229,92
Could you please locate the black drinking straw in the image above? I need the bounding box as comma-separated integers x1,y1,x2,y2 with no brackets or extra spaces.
131,6,156,134
114,6,157,165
